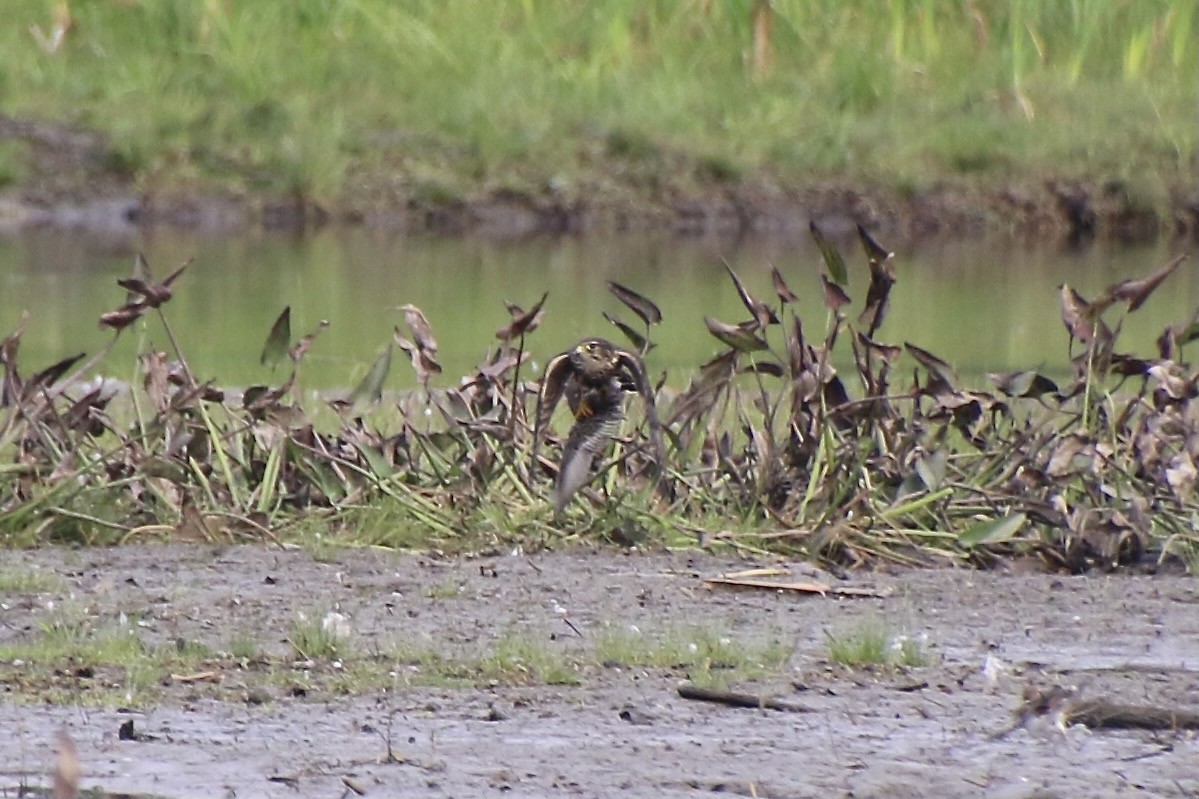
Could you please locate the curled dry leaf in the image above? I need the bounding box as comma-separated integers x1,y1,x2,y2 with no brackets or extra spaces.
1100,254,1186,313
856,224,891,265
607,281,662,327
820,274,851,313
395,330,443,386
399,303,439,355
704,317,769,352
288,320,330,363
24,353,84,398
857,333,902,363
988,370,1060,399
722,260,778,326
905,342,958,388
770,266,798,304
99,304,148,331
1059,284,1113,345
858,245,896,338
117,256,193,309
602,310,651,353
496,292,548,341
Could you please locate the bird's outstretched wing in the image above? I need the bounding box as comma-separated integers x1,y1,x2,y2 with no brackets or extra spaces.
613,348,667,476
531,349,576,478
554,409,623,515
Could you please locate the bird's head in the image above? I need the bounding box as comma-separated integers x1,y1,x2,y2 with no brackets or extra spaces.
573,338,620,375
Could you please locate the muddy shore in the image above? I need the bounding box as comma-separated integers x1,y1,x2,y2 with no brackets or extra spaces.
1,544,1197,798
2,113,1195,243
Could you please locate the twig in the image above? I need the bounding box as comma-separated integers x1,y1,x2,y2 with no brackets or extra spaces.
704,575,891,599
676,683,813,713
1063,700,1199,731
999,686,1199,736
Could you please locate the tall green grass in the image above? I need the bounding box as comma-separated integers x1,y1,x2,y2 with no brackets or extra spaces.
2,1,1195,201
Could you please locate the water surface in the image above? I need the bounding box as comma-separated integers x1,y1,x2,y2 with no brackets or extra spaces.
1,228,1194,390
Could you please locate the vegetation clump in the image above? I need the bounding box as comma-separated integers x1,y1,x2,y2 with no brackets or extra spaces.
825,620,928,669
0,226,1195,573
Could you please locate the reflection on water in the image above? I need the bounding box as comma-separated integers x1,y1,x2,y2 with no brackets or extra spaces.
0,227,1195,389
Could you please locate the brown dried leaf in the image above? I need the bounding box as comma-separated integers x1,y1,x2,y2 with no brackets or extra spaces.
0,310,27,353
857,224,891,265
159,258,194,291
602,311,650,353
905,342,958,388
117,258,192,309
704,317,768,352
607,281,662,327
858,247,896,338
141,351,171,413
741,361,785,378
723,260,778,326
99,303,148,331
820,274,851,313
289,320,330,363
62,387,110,436
1059,284,1112,344
243,373,295,414
399,304,439,355
126,252,152,305
25,353,84,397
857,333,902,362
988,370,1060,399
496,292,548,340
116,277,171,307
770,266,798,304
395,330,443,386
1105,254,1186,313
1047,435,1089,478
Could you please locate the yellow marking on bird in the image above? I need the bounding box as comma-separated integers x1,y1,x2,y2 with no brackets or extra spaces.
575,401,594,419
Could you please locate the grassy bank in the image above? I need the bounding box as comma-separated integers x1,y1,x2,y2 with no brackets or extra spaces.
1,1,1195,214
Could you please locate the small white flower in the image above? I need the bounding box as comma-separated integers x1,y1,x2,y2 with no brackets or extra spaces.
982,652,1008,689
322,611,351,640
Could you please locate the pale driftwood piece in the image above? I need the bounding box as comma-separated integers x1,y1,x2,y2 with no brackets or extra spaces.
170,670,221,683
676,683,813,713
703,576,892,599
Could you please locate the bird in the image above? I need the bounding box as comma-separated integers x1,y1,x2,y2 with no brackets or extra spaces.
532,338,666,515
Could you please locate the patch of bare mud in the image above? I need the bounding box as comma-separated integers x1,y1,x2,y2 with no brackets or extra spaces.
0,545,1197,798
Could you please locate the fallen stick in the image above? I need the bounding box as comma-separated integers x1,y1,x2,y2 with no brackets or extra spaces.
1063,700,1199,731
677,683,813,713
170,671,221,684
997,687,1199,737
704,576,891,599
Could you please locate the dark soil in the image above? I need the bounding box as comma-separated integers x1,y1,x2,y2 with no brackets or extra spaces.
1,544,1197,798
2,113,1195,243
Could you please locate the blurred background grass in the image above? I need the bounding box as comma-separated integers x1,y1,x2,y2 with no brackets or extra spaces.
1,0,1195,206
